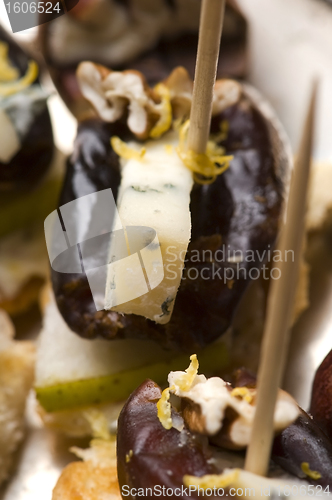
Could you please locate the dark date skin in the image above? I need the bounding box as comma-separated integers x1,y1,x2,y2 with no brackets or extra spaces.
272,409,332,488
117,379,220,500
0,27,54,194
309,349,332,442
51,90,287,351
39,0,247,117
231,369,332,487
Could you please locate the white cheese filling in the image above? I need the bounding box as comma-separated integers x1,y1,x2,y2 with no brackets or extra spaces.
105,131,193,324
168,371,299,447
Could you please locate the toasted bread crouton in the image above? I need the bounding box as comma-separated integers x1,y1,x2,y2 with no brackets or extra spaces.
0,310,35,485
52,439,121,500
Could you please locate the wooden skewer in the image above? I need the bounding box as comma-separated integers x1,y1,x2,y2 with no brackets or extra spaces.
187,0,226,154
244,82,318,476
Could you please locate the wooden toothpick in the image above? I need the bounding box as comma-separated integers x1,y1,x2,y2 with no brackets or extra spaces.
187,0,226,154
244,82,318,476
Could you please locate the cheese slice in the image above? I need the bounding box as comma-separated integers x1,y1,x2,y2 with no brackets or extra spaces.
105,131,193,324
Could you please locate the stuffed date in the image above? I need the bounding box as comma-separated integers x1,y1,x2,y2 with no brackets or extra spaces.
50,66,290,351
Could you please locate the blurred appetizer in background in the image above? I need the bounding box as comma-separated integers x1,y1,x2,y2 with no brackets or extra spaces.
0,310,35,486
39,0,247,117
0,27,64,317
0,27,53,193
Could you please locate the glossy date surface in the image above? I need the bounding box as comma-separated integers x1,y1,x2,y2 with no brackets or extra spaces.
272,409,332,488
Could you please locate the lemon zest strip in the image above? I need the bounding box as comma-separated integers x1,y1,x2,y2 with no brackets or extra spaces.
301,462,322,480
171,354,199,393
231,387,254,404
111,136,146,162
0,60,38,97
157,387,173,430
176,120,233,185
125,449,133,463
149,83,172,139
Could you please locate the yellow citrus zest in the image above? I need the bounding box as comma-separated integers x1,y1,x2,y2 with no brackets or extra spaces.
150,83,172,139
157,387,173,430
301,462,322,480
125,449,133,463
111,136,146,161
231,387,254,404
171,354,199,392
0,59,38,97
176,120,233,184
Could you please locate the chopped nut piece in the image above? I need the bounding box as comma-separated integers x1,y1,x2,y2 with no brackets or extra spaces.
77,63,242,141
77,62,160,138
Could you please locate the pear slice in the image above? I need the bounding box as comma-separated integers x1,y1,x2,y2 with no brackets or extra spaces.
35,294,228,413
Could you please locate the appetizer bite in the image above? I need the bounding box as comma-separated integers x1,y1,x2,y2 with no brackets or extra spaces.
35,61,291,431
51,356,332,499
39,0,247,117
0,27,63,316
0,310,35,486
49,63,290,351
117,357,332,494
